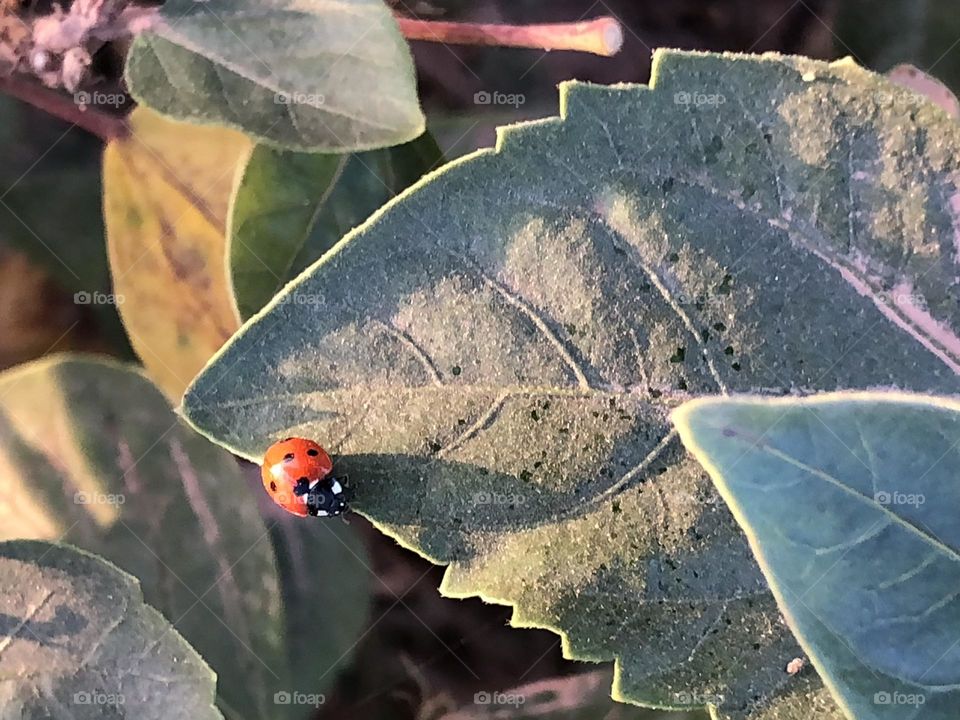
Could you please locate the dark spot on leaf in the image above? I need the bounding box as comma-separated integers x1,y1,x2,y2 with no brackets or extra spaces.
731,362,741,371
661,176,674,192
677,378,688,390
724,345,735,355
713,321,726,332
429,441,442,453
669,347,686,363
531,410,540,421
701,328,710,342
451,365,462,376
519,469,532,482
717,274,733,294
668,252,680,262
612,500,622,513
705,134,724,162
649,388,663,398
722,428,737,437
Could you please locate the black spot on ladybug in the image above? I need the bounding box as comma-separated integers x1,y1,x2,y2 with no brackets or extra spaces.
306,448,319,456
269,481,277,491
283,453,295,461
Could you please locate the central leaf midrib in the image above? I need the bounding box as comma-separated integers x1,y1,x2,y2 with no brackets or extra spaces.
200,382,694,411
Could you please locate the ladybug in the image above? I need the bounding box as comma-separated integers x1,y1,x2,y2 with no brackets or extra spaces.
260,437,347,518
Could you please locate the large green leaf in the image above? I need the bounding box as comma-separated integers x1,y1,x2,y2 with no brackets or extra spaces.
0,355,284,720
836,0,960,92
229,134,442,319
0,539,221,719
125,0,424,152
182,49,960,719
673,392,960,719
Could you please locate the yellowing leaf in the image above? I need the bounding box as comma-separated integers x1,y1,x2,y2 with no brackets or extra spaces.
104,107,251,400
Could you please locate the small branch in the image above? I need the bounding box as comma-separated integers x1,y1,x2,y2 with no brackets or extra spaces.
396,16,624,57
0,74,127,141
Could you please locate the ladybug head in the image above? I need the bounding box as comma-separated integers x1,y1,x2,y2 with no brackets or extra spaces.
305,477,348,517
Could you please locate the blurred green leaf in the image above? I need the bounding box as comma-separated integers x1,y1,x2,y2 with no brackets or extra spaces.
264,499,372,691
0,539,221,719
0,355,284,719
229,134,442,319
674,393,960,720
125,0,424,152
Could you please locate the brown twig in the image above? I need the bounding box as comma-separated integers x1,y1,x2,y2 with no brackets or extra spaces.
395,16,624,57
0,73,127,141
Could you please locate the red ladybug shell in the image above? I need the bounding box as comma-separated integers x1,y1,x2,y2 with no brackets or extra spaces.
261,437,334,517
